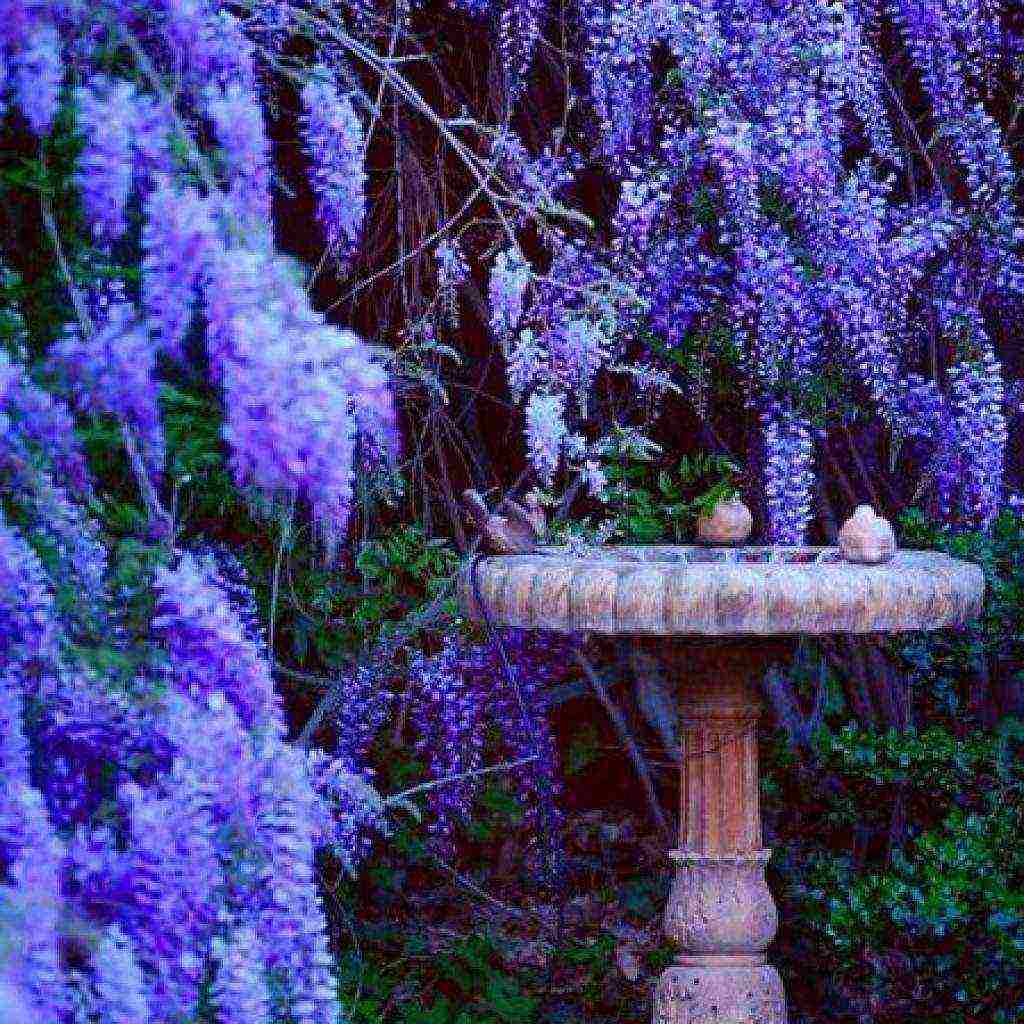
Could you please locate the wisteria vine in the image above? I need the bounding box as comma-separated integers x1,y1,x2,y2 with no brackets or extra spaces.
3,0,1024,1020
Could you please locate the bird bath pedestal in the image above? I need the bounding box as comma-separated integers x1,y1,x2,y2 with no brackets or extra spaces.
459,544,984,1024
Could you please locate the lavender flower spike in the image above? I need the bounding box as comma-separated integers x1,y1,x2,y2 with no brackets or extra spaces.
93,926,150,1024
525,392,568,486
302,71,367,259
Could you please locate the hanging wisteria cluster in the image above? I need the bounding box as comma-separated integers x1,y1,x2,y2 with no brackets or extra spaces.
3,0,392,548
0,513,391,1020
454,0,1024,538
410,629,573,849
0,1,396,1020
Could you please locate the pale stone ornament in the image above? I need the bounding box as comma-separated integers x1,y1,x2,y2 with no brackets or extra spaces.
459,543,983,1024
697,497,753,545
838,504,896,564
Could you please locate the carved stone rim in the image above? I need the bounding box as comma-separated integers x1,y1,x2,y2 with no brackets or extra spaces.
459,545,984,636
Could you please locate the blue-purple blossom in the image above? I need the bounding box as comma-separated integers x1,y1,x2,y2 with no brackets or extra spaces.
0,349,89,495
549,318,609,412
205,249,392,545
0,519,58,669
92,925,150,1024
582,0,655,164
143,183,216,357
152,554,284,731
113,776,221,1021
525,391,568,485
409,629,572,855
252,741,340,1024
489,247,531,341
307,748,388,874
410,638,488,844
50,300,165,478
212,927,271,1024
301,73,367,258
0,671,64,1019
763,407,815,545
948,345,1007,530
9,22,62,135
498,0,542,105
75,78,139,242
36,668,134,829
206,83,272,228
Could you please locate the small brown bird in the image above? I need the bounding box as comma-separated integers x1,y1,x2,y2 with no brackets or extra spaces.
462,489,544,555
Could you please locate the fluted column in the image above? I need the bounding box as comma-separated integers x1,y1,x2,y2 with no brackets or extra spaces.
651,640,790,1024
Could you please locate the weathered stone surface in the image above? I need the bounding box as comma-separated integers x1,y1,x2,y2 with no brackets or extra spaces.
654,957,786,1024
456,547,986,1024
459,546,983,636
664,853,777,954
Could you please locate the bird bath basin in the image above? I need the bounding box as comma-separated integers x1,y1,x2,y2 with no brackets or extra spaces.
459,544,984,1024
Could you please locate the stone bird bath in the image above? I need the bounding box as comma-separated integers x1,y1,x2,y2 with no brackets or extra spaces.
459,543,984,1024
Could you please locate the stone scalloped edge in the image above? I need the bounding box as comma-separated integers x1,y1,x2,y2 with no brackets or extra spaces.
458,546,985,636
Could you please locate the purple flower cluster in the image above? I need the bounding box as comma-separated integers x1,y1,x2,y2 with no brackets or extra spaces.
142,184,216,357
206,251,362,544
410,638,487,844
948,345,1008,530
93,925,149,1024
525,391,569,485
4,2,384,558
0,520,59,669
3,14,62,136
302,72,367,260
581,0,655,164
409,629,572,851
0,346,107,609
206,83,272,229
152,554,284,730
212,927,271,1024
0,535,387,1023
489,246,531,342
50,300,166,478
76,76,169,243
0,349,89,494
498,0,543,106
476,0,1024,529
763,406,816,545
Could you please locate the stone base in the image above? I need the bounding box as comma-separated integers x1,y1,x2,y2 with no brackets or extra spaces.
654,955,786,1024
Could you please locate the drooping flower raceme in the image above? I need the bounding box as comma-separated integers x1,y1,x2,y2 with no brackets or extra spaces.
50,300,166,478
302,72,367,259
92,925,150,1024
204,248,393,545
948,345,1008,530
8,20,62,136
489,247,531,342
142,183,216,358
75,76,170,243
409,638,488,845
205,82,272,229
0,348,89,495
525,391,569,486
152,554,284,731
212,927,271,1024
0,518,59,670
763,407,816,545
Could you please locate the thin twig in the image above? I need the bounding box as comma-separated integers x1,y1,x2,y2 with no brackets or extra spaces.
386,756,537,803
574,647,672,841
